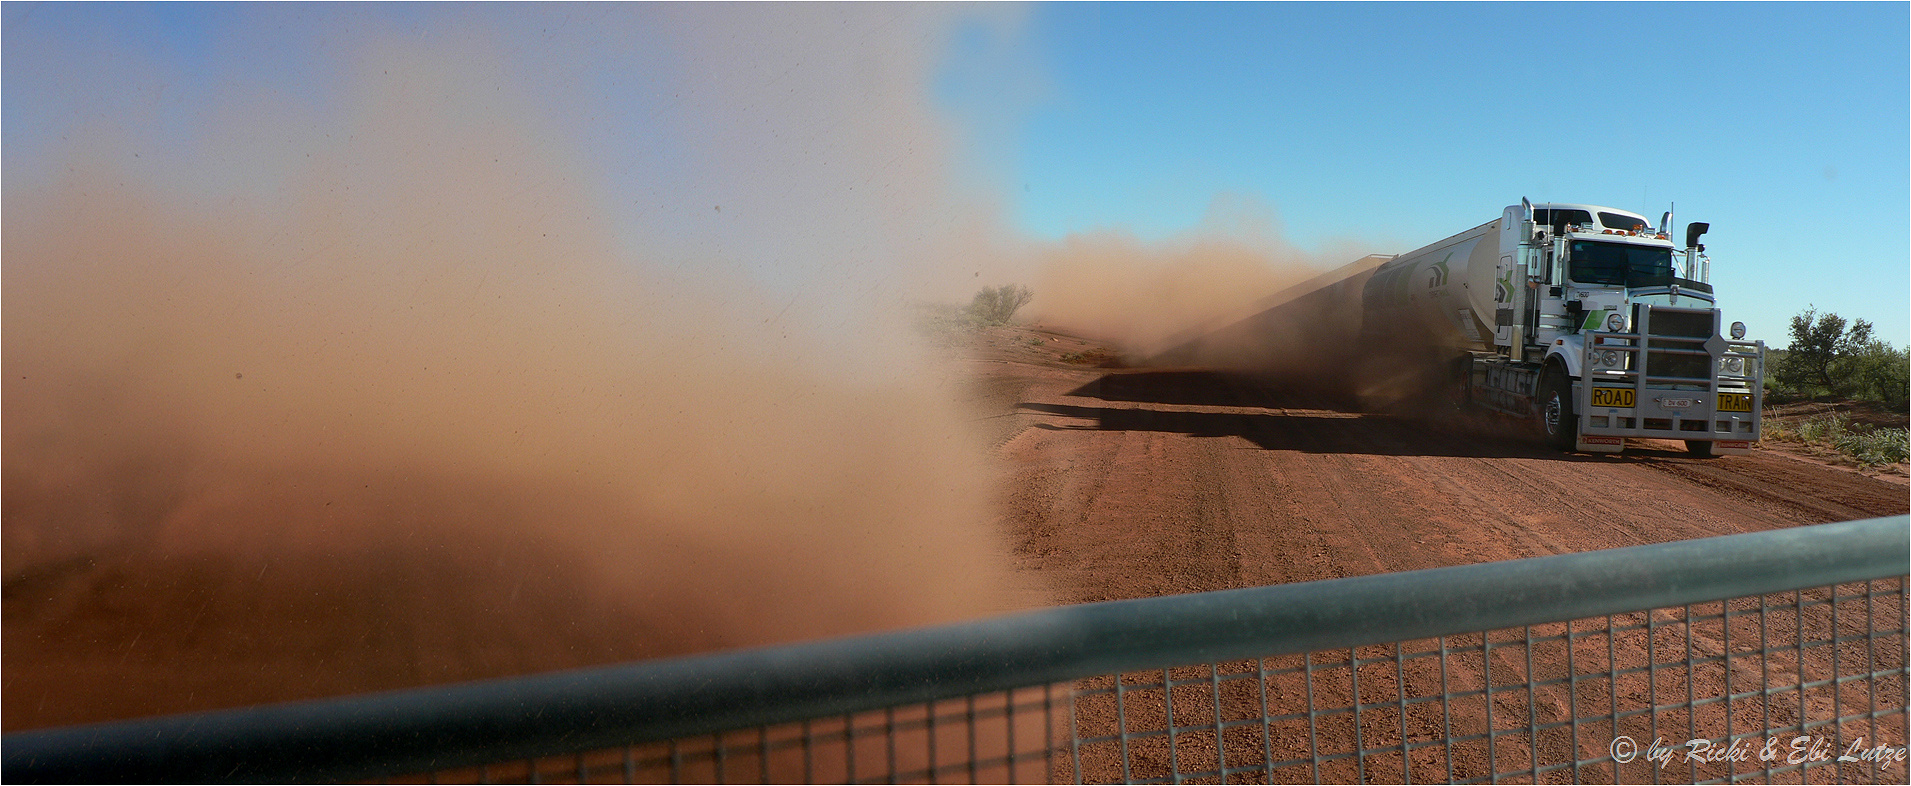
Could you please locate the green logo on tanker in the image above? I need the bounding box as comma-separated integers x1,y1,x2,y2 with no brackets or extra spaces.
1427,252,1451,289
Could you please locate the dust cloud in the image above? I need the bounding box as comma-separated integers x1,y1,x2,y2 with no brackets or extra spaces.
3,8,1036,730
4,3,1391,736
1023,199,1378,384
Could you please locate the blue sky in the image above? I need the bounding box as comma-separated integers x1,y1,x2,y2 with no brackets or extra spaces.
6,2,1907,347
991,2,1909,344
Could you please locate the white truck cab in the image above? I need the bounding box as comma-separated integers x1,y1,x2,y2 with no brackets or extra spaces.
1506,201,1761,456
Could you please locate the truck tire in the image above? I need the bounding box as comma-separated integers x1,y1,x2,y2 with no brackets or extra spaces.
1685,440,1720,458
1538,370,1577,450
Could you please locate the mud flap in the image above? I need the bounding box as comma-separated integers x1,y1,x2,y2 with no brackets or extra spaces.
1575,434,1624,453
1711,440,1754,455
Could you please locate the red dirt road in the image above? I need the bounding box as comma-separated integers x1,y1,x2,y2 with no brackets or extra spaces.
968,325,1908,784
973,330,1906,605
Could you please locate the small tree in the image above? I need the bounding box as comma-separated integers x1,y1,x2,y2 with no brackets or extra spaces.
1775,307,1873,397
1849,339,1910,411
966,284,1033,326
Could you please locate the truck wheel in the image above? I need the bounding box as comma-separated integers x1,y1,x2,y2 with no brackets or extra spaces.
1538,370,1577,450
1685,440,1720,458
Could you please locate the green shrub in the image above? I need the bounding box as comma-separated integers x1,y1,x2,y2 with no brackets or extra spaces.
1848,340,1910,410
1834,426,1909,466
966,284,1033,326
1769,307,1907,411
1775,307,1872,397
1769,412,1909,467
1798,413,1844,443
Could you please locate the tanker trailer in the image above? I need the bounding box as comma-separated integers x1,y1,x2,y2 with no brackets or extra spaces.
1356,199,1764,456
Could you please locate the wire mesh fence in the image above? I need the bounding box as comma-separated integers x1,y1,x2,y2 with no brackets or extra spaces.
1059,580,1907,785
7,517,1907,784
377,578,1907,785
395,687,1066,785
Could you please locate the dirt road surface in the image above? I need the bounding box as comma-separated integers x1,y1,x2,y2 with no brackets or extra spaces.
966,326,1905,604
965,324,1908,783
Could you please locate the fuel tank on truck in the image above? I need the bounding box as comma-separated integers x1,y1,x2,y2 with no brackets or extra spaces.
1358,219,1503,355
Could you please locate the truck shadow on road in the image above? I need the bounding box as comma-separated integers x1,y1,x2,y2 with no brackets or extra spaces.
1064,369,1359,411
1021,370,1597,460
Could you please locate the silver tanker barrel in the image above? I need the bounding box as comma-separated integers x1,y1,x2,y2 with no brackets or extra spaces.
1349,219,1507,411
1355,219,1503,356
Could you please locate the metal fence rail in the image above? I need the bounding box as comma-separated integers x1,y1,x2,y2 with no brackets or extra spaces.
6,516,1906,784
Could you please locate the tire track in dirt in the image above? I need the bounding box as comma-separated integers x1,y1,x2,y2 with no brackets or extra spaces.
1627,446,1907,524
1004,368,1906,604
991,358,1906,784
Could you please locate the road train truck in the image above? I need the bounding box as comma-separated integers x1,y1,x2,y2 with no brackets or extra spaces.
1365,199,1764,456
1159,199,1765,457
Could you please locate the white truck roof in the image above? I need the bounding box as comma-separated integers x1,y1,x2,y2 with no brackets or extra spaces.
1531,202,1654,233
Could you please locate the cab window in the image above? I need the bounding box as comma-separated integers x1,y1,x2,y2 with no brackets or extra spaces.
1569,240,1671,286
1534,208,1593,228
1598,212,1650,232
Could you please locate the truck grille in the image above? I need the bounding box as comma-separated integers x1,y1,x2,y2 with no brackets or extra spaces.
1645,340,1713,381
1645,308,1714,338
1638,306,1717,382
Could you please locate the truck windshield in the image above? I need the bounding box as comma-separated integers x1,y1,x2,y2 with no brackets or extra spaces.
1569,240,1672,286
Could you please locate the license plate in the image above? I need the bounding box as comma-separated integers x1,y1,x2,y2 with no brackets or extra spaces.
1590,388,1635,408
1660,398,1693,409
1717,393,1753,412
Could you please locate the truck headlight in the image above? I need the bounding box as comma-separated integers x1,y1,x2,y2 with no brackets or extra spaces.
1721,356,1745,375
1605,312,1627,333
1601,349,1621,368
1730,321,1747,340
